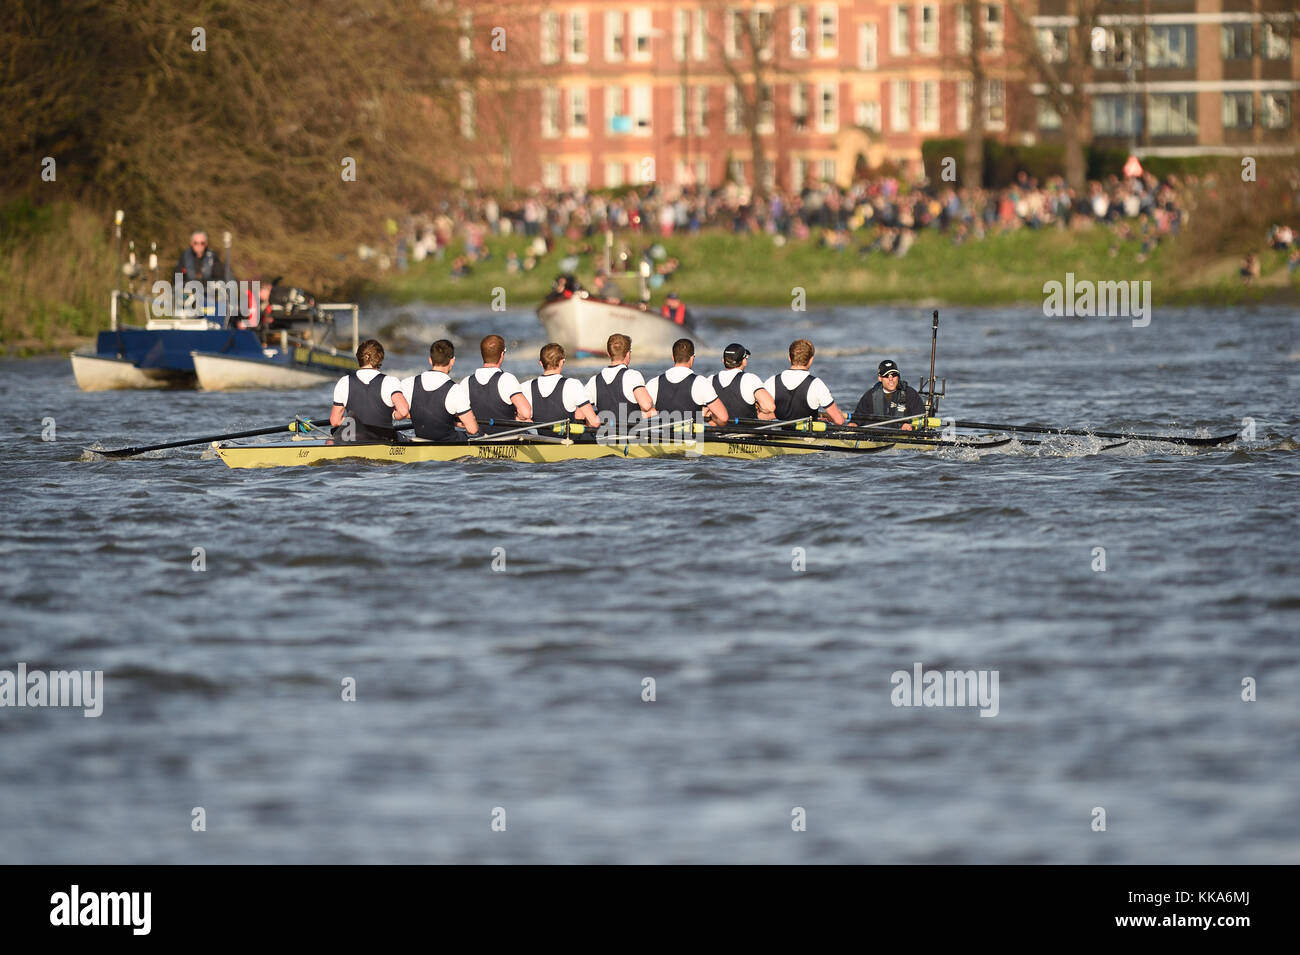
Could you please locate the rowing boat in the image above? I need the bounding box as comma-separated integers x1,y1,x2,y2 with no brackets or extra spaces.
214,433,1011,469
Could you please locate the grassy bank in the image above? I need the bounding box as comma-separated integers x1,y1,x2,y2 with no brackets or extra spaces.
378,225,1299,311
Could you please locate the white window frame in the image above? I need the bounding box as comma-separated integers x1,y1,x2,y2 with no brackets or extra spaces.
892,6,910,56
758,83,776,134
818,80,839,132
605,161,625,188
459,89,475,139
1263,92,1291,128
695,158,710,187
605,10,625,62
859,23,878,69
891,79,910,131
459,12,474,62
957,79,971,131
693,9,707,60
1221,92,1252,129
694,86,709,134
817,4,838,58
1148,93,1197,137
542,162,561,190
673,8,688,62
631,85,653,136
755,6,776,61
726,83,741,134
1263,21,1292,61
568,161,590,189
791,4,810,58
566,10,588,63
540,11,560,65
631,9,653,62
607,86,626,133
1037,98,1062,130
983,4,1004,54
542,88,560,138
729,157,747,185
792,82,809,130
725,8,741,58
568,87,589,137
674,84,687,136
820,158,837,184
985,77,1005,130
919,5,939,55
859,101,882,132
918,79,939,131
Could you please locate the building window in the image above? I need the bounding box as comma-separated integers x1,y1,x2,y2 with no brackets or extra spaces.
1037,26,1068,63
568,87,589,136
859,23,877,69
673,159,691,186
1221,25,1252,60
817,4,837,57
891,79,910,130
818,81,839,131
459,12,473,62
631,9,652,60
1222,92,1253,129
542,88,560,138
568,161,590,189
605,162,625,188
918,79,938,131
1146,25,1195,69
728,157,747,185
957,5,971,54
605,10,624,61
792,82,809,130
758,84,776,133
985,78,1005,129
694,86,709,133
673,9,688,61
726,83,740,134
607,86,628,133
919,5,938,54
820,158,837,183
1037,99,1062,130
693,9,707,60
759,158,776,190
983,4,1003,53
567,11,588,63
892,5,910,55
726,8,743,58
1092,95,1139,136
1263,92,1291,128
542,162,561,190
459,90,475,139
695,158,710,186
792,157,810,191
856,100,882,132
674,84,687,136
541,11,560,64
1263,21,1291,60
1148,93,1196,136
957,79,971,131
791,4,809,58
1093,27,1136,69
631,85,652,135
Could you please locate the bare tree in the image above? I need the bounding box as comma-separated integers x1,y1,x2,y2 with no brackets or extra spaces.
962,0,987,189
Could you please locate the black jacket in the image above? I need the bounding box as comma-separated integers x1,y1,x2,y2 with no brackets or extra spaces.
853,382,925,424
174,247,230,283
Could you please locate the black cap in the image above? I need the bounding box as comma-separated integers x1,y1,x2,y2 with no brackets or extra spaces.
722,343,750,367
877,359,900,376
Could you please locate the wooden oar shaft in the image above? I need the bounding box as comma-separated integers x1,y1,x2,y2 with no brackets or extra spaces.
99,422,296,457
950,419,1237,446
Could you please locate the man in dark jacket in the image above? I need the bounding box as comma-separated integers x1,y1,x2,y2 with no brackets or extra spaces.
174,231,230,284
853,359,925,430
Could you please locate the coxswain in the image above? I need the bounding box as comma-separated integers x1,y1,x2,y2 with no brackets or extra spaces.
399,339,480,442
660,291,690,325
645,338,730,425
709,342,776,421
467,334,532,425
329,339,410,442
852,359,925,430
763,338,848,426
526,343,602,428
584,333,657,429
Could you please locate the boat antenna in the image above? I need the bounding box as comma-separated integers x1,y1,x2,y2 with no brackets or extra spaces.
925,309,943,419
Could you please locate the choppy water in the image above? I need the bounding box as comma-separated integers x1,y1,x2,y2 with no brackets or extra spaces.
1,303,1297,863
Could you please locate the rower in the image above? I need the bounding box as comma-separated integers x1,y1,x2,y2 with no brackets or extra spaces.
400,339,480,441
709,342,776,421
329,339,411,443
526,343,601,428
585,333,657,430
645,338,730,425
763,338,848,426
852,359,925,431
467,334,532,425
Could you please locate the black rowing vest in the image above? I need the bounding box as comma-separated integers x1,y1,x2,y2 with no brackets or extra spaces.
528,375,582,423
409,373,464,442
713,370,755,421
338,370,398,443
652,370,702,415
772,371,817,421
467,368,515,424
593,366,630,417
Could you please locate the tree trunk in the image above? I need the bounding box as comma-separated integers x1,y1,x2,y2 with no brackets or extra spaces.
962,0,986,190
1063,110,1086,192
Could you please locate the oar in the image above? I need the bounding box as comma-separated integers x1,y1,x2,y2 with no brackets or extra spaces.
94,419,309,458
715,434,897,455
470,419,569,442
943,419,1238,447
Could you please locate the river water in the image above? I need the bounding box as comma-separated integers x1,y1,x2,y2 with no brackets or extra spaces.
1,303,1296,863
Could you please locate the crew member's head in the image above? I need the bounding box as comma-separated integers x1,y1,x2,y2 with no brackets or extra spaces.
480,334,506,364
190,231,208,253
666,291,680,303
429,339,455,370
671,338,695,366
877,359,901,393
540,342,566,373
789,338,815,368
722,343,750,370
607,333,632,363
357,339,385,369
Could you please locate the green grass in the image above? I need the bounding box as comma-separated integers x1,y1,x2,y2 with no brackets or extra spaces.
376,224,1299,310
